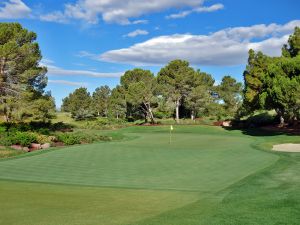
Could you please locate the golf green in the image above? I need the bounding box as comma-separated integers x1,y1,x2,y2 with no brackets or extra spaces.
0,126,299,225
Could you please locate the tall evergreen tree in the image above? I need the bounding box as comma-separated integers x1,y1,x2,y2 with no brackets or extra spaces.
92,85,111,117
0,23,51,121
218,76,242,117
108,85,126,120
121,68,157,123
243,27,300,124
61,87,94,120
157,60,196,123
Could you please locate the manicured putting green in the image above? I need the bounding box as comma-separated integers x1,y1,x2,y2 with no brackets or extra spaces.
1,125,297,225
0,126,277,192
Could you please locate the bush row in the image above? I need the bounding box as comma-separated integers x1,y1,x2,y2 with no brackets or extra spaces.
0,121,74,135
0,130,112,148
56,132,112,145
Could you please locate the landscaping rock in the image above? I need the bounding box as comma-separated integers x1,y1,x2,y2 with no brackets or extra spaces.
22,147,30,152
10,145,23,150
222,121,232,127
30,143,41,150
41,143,51,149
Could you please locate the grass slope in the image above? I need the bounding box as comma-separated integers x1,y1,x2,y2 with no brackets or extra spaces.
0,126,299,225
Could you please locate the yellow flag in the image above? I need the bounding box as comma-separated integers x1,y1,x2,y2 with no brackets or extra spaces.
170,125,174,131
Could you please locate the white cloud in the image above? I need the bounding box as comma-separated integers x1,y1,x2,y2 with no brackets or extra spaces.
47,65,123,78
41,59,123,78
0,0,31,19
76,51,99,60
167,3,224,19
99,20,300,66
124,29,149,38
40,0,205,24
48,80,88,87
40,11,69,23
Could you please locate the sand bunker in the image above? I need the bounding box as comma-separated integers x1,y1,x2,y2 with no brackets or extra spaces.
272,143,300,152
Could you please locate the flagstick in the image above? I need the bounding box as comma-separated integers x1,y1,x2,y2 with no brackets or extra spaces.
169,129,172,144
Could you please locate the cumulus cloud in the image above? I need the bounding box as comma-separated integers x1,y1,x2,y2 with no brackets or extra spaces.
40,0,206,24
99,20,300,66
166,3,224,19
48,80,88,87
0,0,31,19
124,29,149,38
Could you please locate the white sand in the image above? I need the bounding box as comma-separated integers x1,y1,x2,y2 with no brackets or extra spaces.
272,143,300,152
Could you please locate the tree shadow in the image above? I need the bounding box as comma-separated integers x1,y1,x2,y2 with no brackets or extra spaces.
223,126,299,137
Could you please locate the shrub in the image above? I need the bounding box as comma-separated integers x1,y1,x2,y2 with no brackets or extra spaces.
0,135,13,146
37,128,51,135
57,133,81,145
0,126,6,135
36,134,54,144
9,132,38,147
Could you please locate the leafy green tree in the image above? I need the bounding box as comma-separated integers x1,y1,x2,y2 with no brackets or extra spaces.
243,27,300,124
61,95,71,112
157,60,196,123
31,94,56,122
218,76,242,117
92,85,111,117
0,23,48,121
262,56,300,123
61,87,94,120
185,71,215,120
282,27,300,57
108,85,126,119
243,49,271,112
121,68,157,123
185,85,213,120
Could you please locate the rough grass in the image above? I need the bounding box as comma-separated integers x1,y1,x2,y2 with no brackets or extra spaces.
0,147,24,159
0,125,299,225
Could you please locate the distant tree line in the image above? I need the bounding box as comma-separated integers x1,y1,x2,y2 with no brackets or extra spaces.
1,22,299,126
62,61,242,123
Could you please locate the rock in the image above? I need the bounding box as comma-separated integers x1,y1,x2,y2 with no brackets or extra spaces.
22,147,30,152
222,121,232,127
30,143,41,150
10,145,23,150
41,143,51,149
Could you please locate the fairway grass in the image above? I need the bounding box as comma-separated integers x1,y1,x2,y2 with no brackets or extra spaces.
0,125,299,225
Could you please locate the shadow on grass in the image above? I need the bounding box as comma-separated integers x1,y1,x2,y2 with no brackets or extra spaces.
223,126,299,137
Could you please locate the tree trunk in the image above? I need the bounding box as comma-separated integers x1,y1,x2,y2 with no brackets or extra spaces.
143,102,155,124
279,115,284,127
191,110,195,121
148,106,155,124
175,99,180,124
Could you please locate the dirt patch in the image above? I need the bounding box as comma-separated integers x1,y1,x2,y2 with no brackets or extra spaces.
272,143,300,152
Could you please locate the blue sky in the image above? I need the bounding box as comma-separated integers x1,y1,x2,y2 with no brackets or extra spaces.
0,0,300,107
